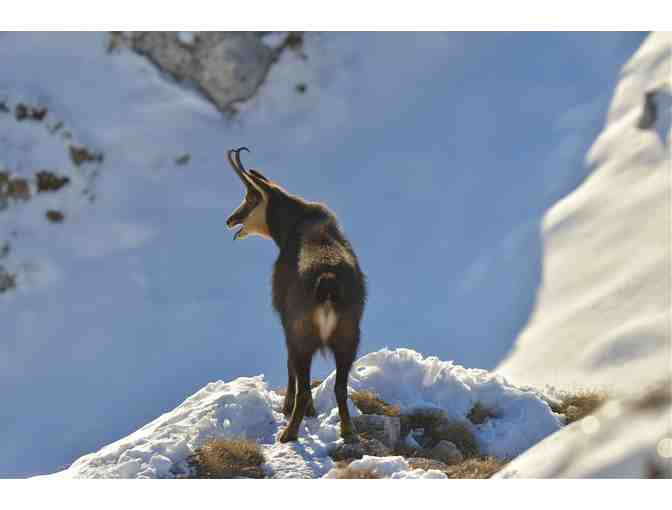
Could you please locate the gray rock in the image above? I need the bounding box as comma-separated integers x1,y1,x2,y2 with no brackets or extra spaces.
127,32,276,112
429,440,464,465
328,436,391,462
353,414,401,448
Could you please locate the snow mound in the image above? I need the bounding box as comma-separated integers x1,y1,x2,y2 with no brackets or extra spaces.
497,32,671,395
495,393,672,478
315,348,562,458
494,32,672,478
37,348,561,479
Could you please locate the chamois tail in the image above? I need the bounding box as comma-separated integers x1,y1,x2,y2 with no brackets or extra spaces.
313,272,340,343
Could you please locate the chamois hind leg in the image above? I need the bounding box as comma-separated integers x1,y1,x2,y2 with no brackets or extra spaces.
334,349,358,443
279,351,313,443
282,357,296,417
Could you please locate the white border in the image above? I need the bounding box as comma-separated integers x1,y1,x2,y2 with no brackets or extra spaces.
0,1,671,29
2,478,671,509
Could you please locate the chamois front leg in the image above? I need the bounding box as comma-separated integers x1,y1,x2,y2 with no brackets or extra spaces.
279,352,313,443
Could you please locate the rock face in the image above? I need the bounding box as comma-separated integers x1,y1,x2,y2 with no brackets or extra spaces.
127,32,277,112
353,414,401,449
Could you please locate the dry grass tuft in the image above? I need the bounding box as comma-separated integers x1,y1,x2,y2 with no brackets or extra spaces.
400,410,479,457
430,421,479,457
189,438,265,479
550,389,607,424
69,145,103,166
46,210,65,223
442,457,506,479
406,457,450,472
2,176,30,201
36,171,70,192
407,456,506,478
467,402,498,425
351,390,400,417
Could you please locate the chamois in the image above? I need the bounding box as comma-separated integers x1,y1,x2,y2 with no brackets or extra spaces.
225,147,366,443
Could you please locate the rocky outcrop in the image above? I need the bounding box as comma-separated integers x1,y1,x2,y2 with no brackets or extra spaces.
124,32,301,112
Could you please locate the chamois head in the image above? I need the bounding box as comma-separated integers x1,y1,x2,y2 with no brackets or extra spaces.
225,147,276,241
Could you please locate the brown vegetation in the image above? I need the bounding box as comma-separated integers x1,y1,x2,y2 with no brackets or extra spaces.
36,171,70,192
1,174,30,201
189,438,265,479
467,402,498,425
69,145,103,166
443,457,506,479
46,210,65,223
400,410,478,457
351,390,400,417
550,389,607,424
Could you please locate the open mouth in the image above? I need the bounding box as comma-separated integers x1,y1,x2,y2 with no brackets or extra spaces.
231,224,245,240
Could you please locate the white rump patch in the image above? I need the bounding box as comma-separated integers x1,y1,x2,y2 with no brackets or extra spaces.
314,302,338,343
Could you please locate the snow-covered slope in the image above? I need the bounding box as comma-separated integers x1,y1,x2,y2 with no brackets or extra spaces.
0,31,655,478
497,32,671,395
495,32,671,478
495,389,671,478
36,349,561,479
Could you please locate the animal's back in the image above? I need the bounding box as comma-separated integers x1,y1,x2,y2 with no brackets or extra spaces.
273,207,366,346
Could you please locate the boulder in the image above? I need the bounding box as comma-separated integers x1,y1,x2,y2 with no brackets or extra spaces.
429,440,464,465
352,414,401,449
328,436,391,462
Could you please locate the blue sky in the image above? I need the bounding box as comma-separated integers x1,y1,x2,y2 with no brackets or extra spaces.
0,32,646,477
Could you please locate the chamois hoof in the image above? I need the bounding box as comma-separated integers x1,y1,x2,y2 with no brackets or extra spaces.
278,428,299,443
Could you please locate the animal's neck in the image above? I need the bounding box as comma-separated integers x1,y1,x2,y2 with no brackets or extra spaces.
267,193,314,250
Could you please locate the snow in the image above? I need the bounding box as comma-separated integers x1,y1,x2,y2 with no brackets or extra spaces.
0,31,655,477
494,32,672,478
497,32,671,396
323,455,447,479
35,348,561,479
495,393,671,478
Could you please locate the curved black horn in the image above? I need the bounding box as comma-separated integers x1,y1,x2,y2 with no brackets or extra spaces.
234,146,250,173
227,147,252,189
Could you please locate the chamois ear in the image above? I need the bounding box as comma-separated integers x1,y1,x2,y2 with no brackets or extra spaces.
248,169,270,183
247,170,275,194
